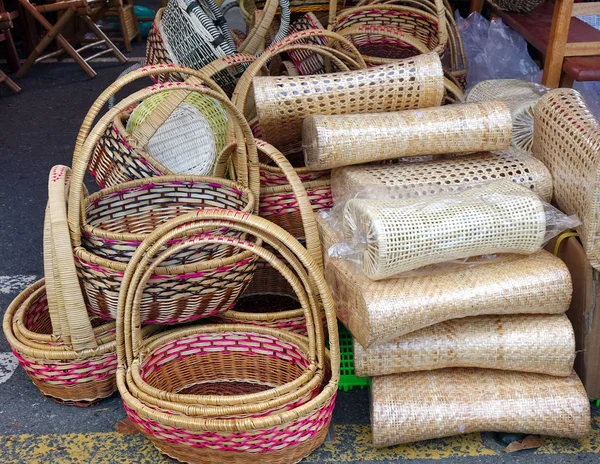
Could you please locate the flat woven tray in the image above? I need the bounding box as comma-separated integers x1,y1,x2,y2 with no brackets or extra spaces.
315,214,571,346
331,147,553,203
344,181,547,279
371,368,590,447
303,101,512,170
533,88,600,270
354,314,575,377
253,53,445,154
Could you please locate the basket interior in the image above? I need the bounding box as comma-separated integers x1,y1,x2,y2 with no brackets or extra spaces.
233,294,299,314
24,293,53,335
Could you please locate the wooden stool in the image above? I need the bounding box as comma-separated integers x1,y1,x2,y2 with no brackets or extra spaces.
16,0,127,78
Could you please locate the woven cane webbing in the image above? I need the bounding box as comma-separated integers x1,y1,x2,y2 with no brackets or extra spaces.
354,314,575,377
316,216,571,346
331,148,553,203
467,79,547,153
253,53,445,154
533,88,600,269
370,369,590,447
344,181,547,279
303,101,512,170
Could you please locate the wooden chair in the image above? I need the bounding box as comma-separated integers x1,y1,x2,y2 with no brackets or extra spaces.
0,0,21,92
16,0,127,78
99,0,140,52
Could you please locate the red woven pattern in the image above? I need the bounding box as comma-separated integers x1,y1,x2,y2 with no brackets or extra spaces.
124,394,335,452
260,186,332,216
260,169,329,187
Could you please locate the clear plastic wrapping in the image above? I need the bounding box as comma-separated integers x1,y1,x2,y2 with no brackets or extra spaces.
329,180,580,280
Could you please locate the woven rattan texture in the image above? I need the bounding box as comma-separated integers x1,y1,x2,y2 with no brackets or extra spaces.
467,79,547,153
533,88,600,269
145,9,184,84
331,148,553,203
253,53,445,153
354,314,575,377
344,181,547,279
286,13,327,75
304,101,512,170
491,0,544,13
317,215,571,346
370,369,590,447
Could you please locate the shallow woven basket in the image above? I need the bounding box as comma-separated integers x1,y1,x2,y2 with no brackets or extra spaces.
354,314,575,377
303,101,512,170
371,368,590,447
331,148,553,204
253,52,444,154
315,215,571,346
533,88,600,270
145,9,184,84
117,209,339,464
467,79,548,153
344,181,547,279
69,73,261,324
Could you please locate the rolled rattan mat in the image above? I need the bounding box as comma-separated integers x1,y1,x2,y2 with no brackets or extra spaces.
466,79,547,153
354,314,575,377
370,369,590,447
344,181,547,279
253,53,445,153
533,88,600,270
303,101,512,170
331,148,553,203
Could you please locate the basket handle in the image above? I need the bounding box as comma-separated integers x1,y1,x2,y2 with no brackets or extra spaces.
238,0,281,55
68,81,259,247
46,166,98,351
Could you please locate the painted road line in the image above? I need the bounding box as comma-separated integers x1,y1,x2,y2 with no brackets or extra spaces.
1,420,599,463
0,353,18,384
0,275,37,294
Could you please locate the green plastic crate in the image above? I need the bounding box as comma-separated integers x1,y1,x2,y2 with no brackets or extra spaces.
338,324,370,392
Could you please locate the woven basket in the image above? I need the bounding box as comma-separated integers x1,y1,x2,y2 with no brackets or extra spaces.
371,369,590,447
253,52,444,154
490,0,544,14
145,9,184,84
286,13,328,75
331,147,553,205
315,214,571,346
443,72,464,103
303,101,512,170
117,209,339,464
69,76,261,325
533,88,600,270
467,79,548,153
354,314,575,377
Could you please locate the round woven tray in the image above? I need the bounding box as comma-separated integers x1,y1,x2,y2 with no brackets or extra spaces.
467,79,548,153
354,314,575,377
370,369,590,447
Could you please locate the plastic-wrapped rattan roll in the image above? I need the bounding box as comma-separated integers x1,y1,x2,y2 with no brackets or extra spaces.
371,369,590,447
344,181,547,279
533,88,600,270
315,214,571,346
331,148,553,204
303,101,512,170
467,79,548,153
252,52,445,154
354,314,575,377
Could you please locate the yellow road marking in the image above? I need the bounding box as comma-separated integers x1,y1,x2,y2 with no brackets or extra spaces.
1,419,598,463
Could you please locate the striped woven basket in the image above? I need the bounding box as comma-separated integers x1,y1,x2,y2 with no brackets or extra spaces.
145,8,184,83
117,209,340,464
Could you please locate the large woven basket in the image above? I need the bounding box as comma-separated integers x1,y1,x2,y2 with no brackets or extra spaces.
315,214,571,346
467,79,548,153
286,13,328,75
303,101,512,170
331,147,553,203
354,314,575,377
145,8,184,84
117,209,339,464
69,74,261,324
371,369,590,447
533,88,600,270
252,52,444,154
343,181,547,279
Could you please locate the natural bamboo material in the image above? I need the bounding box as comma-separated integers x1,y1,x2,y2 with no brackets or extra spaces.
331,148,553,204
145,8,185,84
315,214,572,346
467,79,548,152
533,88,600,270
353,314,576,377
303,101,512,171
343,181,547,279
370,369,590,447
252,53,445,154
117,210,340,463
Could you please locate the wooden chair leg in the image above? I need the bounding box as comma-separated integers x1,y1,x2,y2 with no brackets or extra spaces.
0,69,21,92
81,14,127,63
560,73,575,88
117,5,131,52
2,29,20,72
542,0,574,88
